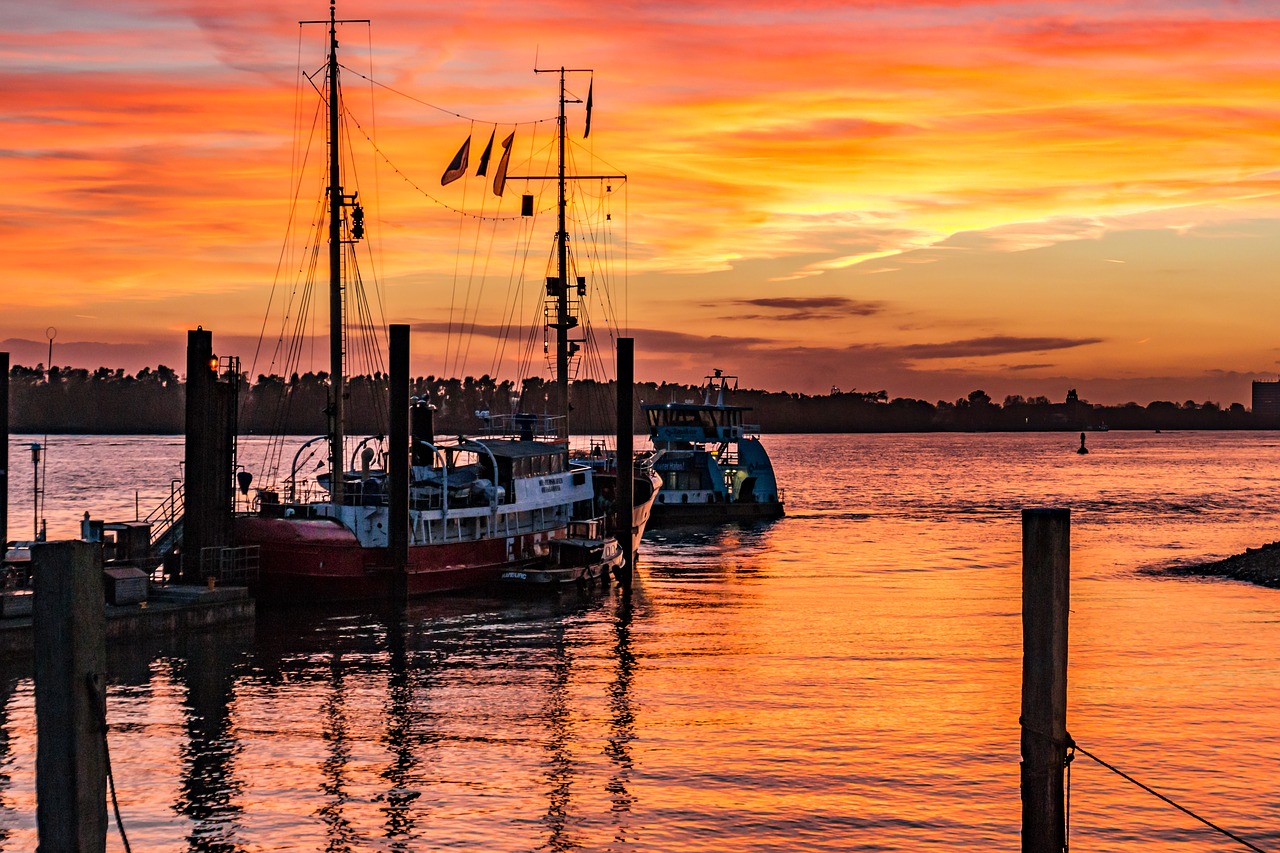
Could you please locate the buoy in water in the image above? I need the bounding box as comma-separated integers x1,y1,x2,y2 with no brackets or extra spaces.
1077,432,1089,455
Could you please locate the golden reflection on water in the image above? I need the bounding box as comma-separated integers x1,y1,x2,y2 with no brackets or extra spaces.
0,433,1278,850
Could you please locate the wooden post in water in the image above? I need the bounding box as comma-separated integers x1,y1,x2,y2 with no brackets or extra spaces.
0,351,8,548
615,338,635,592
1020,507,1070,853
33,540,107,853
388,324,410,601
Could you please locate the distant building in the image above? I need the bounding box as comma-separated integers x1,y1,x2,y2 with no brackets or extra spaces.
1252,380,1280,424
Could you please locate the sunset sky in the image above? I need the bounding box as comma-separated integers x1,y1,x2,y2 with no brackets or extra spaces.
6,0,1280,405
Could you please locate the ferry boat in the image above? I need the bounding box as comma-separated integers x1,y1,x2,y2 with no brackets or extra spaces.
231,6,637,602
644,370,785,526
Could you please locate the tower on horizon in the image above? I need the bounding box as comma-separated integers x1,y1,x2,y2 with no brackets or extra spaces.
1251,379,1280,425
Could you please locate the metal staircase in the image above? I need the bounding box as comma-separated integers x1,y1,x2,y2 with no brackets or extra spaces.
146,480,184,560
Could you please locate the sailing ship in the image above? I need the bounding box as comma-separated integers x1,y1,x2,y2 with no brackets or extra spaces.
645,370,785,525
232,7,649,602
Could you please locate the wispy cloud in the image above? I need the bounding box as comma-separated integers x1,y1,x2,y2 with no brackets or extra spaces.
721,296,886,321
897,335,1103,360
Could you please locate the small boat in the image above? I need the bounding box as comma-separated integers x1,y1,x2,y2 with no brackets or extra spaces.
644,370,785,526
501,517,623,588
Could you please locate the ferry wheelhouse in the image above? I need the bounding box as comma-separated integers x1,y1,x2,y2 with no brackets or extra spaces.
644,371,785,525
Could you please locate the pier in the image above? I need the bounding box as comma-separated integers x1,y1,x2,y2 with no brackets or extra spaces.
0,583,252,656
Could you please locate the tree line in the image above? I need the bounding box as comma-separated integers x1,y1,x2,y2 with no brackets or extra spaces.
3,363,1266,434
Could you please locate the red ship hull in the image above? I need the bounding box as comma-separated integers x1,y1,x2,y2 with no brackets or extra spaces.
234,515,556,604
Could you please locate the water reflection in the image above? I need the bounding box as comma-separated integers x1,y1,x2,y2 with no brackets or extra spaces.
0,674,18,850
317,652,358,853
377,609,421,850
605,597,636,843
540,625,577,851
172,628,250,853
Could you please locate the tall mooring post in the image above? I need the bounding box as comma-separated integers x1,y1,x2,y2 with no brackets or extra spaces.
33,540,107,853
1020,507,1070,853
183,328,235,583
388,324,410,600
615,338,635,592
0,350,8,548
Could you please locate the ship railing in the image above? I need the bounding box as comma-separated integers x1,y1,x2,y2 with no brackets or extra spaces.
200,545,260,586
474,412,562,440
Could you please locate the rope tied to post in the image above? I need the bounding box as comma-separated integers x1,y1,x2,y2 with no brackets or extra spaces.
1019,716,1074,852
1064,729,1271,853
86,673,133,853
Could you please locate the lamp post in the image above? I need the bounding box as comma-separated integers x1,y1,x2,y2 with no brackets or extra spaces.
29,442,41,541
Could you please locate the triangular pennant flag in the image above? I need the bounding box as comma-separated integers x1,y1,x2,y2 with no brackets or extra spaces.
476,129,495,177
441,135,471,186
493,130,515,196
584,79,593,138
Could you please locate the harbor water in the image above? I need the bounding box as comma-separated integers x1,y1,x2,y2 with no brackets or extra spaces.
1,431,1279,851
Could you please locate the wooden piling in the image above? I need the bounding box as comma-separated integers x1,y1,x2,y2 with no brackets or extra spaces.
33,540,107,853
388,324,410,600
0,351,7,548
615,338,635,592
1020,507,1070,853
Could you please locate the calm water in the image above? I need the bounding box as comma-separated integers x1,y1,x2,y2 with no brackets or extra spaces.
2,431,1280,851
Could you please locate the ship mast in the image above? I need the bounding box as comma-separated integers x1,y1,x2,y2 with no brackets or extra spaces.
326,4,344,504
529,67,624,441
303,2,367,503
554,70,570,441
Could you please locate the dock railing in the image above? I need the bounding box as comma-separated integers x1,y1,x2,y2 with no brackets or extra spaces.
199,545,260,586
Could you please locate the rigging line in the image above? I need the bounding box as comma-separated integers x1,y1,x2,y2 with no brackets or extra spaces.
337,102,389,357
488,211,536,382
1070,737,1271,853
590,191,624,338
344,113,528,220
247,70,322,381
493,203,541,385
452,186,489,378
336,63,557,127
445,121,475,378
253,91,326,386
624,185,629,335
363,24,390,339
492,120,547,382
458,198,508,378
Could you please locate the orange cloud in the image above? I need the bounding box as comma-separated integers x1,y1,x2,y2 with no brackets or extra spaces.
6,1,1280,403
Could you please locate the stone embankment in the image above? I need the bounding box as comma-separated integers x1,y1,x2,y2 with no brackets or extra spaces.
1169,542,1280,589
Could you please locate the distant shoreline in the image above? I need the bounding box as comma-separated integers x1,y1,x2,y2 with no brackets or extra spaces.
8,426,1280,437
9,426,1280,436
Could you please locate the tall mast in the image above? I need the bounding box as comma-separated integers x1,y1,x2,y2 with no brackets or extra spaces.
327,3,345,504
525,66,623,442
300,3,366,503
555,69,570,440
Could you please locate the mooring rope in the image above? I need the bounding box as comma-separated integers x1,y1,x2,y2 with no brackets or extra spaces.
86,673,133,853
1020,719,1270,852
1068,733,1269,853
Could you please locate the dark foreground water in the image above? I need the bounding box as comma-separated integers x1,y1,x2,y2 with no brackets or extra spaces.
1,431,1279,851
